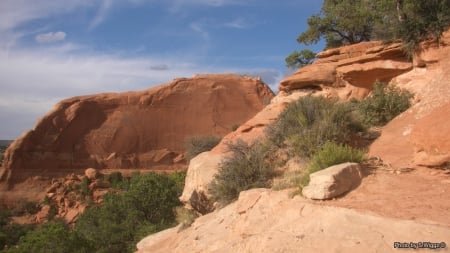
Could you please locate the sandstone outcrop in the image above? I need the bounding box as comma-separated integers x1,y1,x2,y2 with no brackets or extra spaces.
137,189,450,253
180,30,450,212
302,163,362,200
369,29,450,169
279,41,413,99
0,74,273,185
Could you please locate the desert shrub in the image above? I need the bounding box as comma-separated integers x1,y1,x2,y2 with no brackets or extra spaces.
11,199,39,216
3,220,91,253
209,140,277,205
80,177,91,198
267,95,363,158
104,171,124,189
74,171,185,253
0,223,36,251
185,135,221,161
301,142,365,186
175,206,197,227
231,124,240,131
358,82,413,127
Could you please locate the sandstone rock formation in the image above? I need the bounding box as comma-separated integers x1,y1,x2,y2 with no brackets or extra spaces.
369,29,450,169
0,74,273,185
180,40,417,211
137,189,450,253
302,163,362,200
279,41,413,99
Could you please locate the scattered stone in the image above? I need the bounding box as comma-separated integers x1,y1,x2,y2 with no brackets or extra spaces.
85,168,98,180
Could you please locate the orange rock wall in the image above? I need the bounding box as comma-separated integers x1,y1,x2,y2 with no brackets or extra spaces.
0,74,273,184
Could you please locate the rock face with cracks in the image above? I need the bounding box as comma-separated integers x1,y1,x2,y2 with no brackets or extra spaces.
0,74,273,185
279,41,413,99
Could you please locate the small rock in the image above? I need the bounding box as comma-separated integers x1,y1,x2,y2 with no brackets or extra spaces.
85,168,98,180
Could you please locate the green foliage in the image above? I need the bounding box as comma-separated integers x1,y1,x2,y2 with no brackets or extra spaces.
285,49,316,69
80,177,91,198
74,171,185,253
185,135,221,161
2,221,91,253
175,207,197,227
267,96,362,158
0,210,36,251
292,0,450,54
308,141,365,176
357,82,413,127
209,140,277,205
297,0,397,48
0,223,36,252
104,171,124,189
2,172,186,253
398,0,450,54
11,199,39,216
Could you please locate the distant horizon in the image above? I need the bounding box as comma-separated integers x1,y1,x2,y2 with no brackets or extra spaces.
0,1,325,139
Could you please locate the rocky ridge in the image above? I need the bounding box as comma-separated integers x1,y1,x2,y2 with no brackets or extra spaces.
0,74,273,187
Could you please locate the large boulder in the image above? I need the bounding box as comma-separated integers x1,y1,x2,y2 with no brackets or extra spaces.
0,74,274,185
302,163,362,200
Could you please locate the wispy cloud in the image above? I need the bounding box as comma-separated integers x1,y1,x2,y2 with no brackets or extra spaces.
224,18,251,29
35,31,66,43
189,22,210,40
89,0,113,30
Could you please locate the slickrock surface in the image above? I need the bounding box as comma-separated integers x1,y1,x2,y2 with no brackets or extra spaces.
138,189,450,253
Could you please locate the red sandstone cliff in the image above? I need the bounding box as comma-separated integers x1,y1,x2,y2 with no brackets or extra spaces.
0,74,273,185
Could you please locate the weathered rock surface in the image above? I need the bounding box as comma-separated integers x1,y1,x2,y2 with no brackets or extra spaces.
0,74,273,185
370,29,450,169
279,41,413,99
137,189,450,253
302,163,362,200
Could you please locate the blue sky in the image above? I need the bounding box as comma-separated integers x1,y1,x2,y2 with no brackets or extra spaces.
0,0,323,139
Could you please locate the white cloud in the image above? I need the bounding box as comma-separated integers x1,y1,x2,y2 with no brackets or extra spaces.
35,31,66,43
224,18,250,29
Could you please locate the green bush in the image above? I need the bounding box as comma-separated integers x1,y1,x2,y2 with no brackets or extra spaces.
358,83,413,127
267,95,363,158
209,140,277,205
185,135,221,161
74,171,185,253
3,221,91,253
298,142,364,187
104,171,124,189
175,207,197,227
